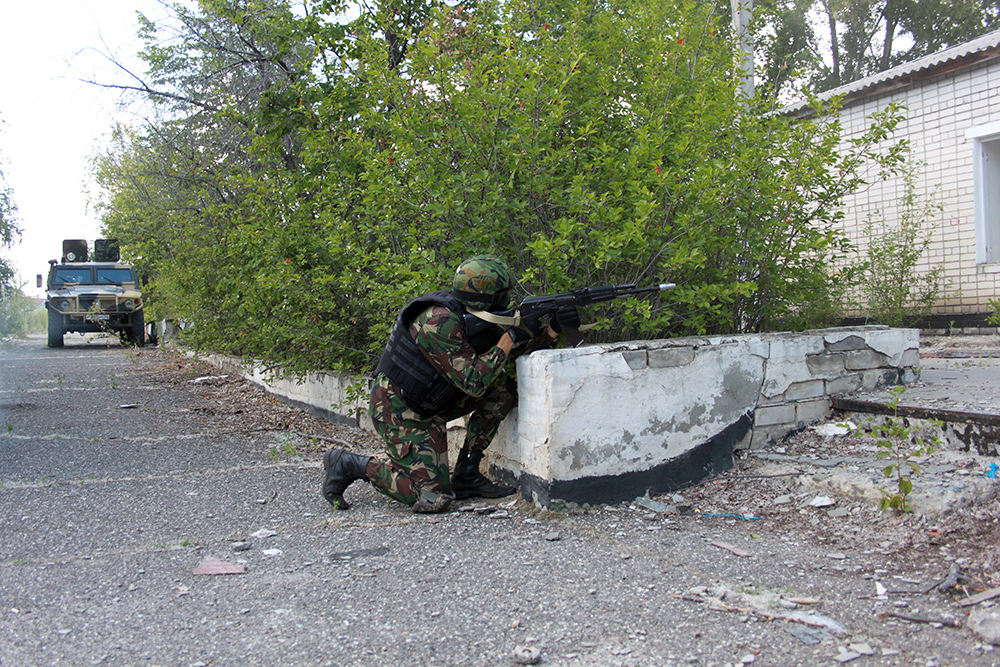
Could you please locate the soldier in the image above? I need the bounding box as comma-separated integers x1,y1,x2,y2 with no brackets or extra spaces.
321,255,579,513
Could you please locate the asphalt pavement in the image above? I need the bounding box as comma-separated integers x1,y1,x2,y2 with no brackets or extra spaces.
1,333,999,667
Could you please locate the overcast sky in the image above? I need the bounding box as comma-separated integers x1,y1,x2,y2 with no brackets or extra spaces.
0,0,166,297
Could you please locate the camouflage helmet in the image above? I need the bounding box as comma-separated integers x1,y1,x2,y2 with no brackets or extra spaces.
452,255,514,309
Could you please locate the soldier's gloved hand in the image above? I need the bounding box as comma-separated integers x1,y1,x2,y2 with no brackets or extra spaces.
551,306,581,334
506,310,547,343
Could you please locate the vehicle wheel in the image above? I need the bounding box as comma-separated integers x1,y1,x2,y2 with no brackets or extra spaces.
129,310,145,347
47,310,64,348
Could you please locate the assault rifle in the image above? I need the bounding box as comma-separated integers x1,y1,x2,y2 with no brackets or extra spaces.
464,282,676,348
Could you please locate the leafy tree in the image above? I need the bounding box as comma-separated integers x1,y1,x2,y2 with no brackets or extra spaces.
0,124,20,293
94,0,360,370
752,0,825,95
0,126,30,339
332,0,906,338
759,0,1000,95
895,0,1000,63
94,0,908,374
0,167,15,254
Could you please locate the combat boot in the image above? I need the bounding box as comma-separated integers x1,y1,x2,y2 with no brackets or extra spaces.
451,448,516,500
322,449,371,510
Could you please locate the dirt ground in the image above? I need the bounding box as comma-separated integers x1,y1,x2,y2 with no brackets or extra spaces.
682,332,1000,605
143,337,1000,617
685,428,1000,599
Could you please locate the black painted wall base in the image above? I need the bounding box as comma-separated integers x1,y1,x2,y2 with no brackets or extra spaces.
492,412,753,507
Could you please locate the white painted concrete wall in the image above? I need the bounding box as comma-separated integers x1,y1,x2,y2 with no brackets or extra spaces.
487,326,919,506
493,337,765,482
202,325,919,507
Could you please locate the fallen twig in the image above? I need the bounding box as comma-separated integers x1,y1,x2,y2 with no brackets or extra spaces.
878,611,962,628
293,430,358,448
715,471,807,480
216,427,281,436
337,521,414,528
674,594,845,634
922,562,963,595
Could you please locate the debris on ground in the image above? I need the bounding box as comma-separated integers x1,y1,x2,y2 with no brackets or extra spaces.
192,557,246,575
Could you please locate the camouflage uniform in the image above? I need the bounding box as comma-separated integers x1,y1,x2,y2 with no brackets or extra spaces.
322,254,565,513
366,304,520,508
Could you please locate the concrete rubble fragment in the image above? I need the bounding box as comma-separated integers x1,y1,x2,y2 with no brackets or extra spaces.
635,496,680,514
189,375,229,384
458,505,496,514
710,541,752,557
192,557,245,575
814,422,856,437
512,645,541,665
780,621,830,645
958,586,1000,608
679,584,847,636
833,647,862,663
968,607,1000,645
251,529,278,539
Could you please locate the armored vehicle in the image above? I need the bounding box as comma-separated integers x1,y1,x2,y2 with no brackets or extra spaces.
40,239,145,348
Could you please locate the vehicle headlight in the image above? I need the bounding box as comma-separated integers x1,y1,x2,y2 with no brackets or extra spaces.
59,300,71,311
66,252,77,262
123,299,134,310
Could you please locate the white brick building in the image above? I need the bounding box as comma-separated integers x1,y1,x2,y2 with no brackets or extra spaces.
785,30,1000,330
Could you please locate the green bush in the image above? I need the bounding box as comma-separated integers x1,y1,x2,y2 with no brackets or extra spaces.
95,0,907,374
856,159,944,327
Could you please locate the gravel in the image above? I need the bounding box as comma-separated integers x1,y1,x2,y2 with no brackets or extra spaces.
1,333,999,666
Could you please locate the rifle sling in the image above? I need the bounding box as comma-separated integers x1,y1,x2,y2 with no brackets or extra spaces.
466,308,521,328
468,307,599,344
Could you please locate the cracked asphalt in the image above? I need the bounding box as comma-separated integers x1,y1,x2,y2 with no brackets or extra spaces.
1,333,998,667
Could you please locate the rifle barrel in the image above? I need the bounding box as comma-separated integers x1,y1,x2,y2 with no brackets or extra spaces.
621,283,675,295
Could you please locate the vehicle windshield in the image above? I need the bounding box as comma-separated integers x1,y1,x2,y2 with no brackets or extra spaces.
96,268,134,284
53,268,92,285
52,267,135,286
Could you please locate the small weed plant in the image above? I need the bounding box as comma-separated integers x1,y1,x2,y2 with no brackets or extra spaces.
268,438,298,463
863,386,941,512
333,378,369,423
856,160,945,327
987,297,1000,327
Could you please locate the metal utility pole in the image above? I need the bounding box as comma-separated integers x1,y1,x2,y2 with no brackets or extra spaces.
732,0,754,100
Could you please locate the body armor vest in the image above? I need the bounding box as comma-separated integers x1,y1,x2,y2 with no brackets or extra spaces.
375,291,503,416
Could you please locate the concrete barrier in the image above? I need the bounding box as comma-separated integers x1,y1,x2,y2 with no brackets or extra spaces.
200,325,919,508
487,326,919,507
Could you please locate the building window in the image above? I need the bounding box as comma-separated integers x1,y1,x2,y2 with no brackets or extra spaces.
968,121,1000,265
